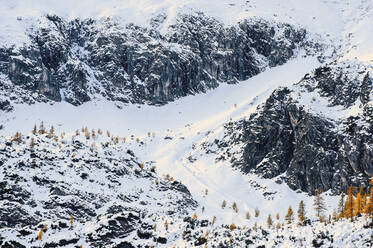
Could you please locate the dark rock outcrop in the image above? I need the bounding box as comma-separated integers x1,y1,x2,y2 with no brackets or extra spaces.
0,13,311,108
0,132,197,247
215,63,372,194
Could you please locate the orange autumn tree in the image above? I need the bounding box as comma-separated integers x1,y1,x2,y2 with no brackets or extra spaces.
363,179,373,220
344,186,355,221
353,186,364,216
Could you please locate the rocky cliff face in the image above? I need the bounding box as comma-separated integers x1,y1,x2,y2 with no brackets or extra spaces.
212,61,373,195
0,13,312,109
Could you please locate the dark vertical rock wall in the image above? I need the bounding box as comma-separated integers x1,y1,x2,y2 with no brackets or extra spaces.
0,13,309,108
215,64,372,195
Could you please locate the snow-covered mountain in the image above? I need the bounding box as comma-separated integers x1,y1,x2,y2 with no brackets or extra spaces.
0,0,372,247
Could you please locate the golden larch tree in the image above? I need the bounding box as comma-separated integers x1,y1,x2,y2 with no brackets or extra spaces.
285,206,294,224
344,185,355,221
32,124,37,135
267,214,273,228
276,213,280,220
70,215,74,227
246,211,250,220
254,207,260,217
37,229,43,240
193,212,197,220
353,186,364,217
297,200,306,225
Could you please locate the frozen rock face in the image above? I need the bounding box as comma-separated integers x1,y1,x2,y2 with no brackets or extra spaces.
0,132,197,247
214,62,373,195
0,13,309,108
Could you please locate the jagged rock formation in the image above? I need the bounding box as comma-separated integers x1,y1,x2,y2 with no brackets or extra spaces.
0,13,312,109
213,61,373,194
0,130,196,247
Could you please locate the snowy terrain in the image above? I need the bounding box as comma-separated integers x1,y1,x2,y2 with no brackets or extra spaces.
1,0,373,62
0,0,373,247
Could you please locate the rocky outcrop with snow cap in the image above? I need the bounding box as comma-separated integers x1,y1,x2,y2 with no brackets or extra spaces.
0,13,314,109
213,61,373,194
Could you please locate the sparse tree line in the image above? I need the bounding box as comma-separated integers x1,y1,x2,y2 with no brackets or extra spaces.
9,122,156,148
215,179,373,232
336,183,373,222
7,124,373,247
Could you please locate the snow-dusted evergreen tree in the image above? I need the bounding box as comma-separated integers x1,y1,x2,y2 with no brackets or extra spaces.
314,189,327,220
338,192,345,219
297,200,306,225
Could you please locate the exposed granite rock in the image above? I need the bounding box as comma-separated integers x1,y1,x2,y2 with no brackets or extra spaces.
214,63,372,195
0,13,312,108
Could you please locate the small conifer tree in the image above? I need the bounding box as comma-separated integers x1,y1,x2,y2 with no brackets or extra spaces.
39,122,46,135
275,222,281,229
193,212,197,220
221,200,227,209
164,220,168,231
344,186,355,221
229,223,236,231
285,206,294,224
70,215,74,227
267,214,273,228
37,229,43,240
49,125,55,135
211,216,216,226
332,209,338,222
30,137,35,149
363,182,373,221
362,192,367,211
297,200,306,225
314,189,327,220
232,202,238,213
354,186,364,216
246,211,251,220
32,124,37,135
253,222,258,232
254,207,260,218
338,192,345,219
12,132,22,143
